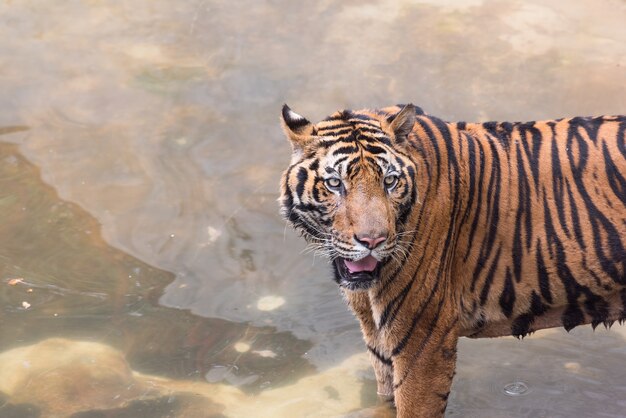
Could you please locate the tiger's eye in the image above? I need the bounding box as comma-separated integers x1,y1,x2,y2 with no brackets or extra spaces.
384,175,398,189
325,178,342,190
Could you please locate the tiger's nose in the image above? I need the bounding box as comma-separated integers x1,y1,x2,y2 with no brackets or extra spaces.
355,234,387,250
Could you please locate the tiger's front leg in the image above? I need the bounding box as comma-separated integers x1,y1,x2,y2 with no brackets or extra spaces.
344,291,394,403
391,322,459,418
368,347,394,402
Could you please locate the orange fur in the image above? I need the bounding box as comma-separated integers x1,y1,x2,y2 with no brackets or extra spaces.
280,104,626,417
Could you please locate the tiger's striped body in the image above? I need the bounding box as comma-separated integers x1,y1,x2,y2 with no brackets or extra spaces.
279,104,626,417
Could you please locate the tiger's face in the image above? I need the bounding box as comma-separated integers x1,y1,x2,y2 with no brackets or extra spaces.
279,104,418,290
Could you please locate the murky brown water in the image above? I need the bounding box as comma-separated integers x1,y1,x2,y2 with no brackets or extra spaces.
0,0,625,417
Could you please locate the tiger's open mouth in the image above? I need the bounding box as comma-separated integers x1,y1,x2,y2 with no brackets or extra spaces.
333,255,382,290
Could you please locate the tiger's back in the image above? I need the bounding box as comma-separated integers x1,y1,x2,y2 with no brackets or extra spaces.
453,116,626,338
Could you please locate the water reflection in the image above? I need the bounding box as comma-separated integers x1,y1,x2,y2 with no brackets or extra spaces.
0,142,313,407
0,0,625,416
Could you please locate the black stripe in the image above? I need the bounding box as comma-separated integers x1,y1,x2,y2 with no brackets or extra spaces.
317,123,349,132
414,118,442,186
356,126,385,135
463,139,487,261
396,162,418,226
479,246,502,306
296,167,308,198
511,291,548,337
332,145,359,155
311,177,322,202
367,345,392,366
364,144,387,154
333,156,348,167
354,120,382,129
603,141,626,205
499,268,516,318
345,157,360,177
481,121,511,148
617,120,626,161
512,141,531,282
535,240,553,304
518,123,542,188
565,179,586,250
321,127,354,137
347,113,374,121
459,132,477,228
586,291,610,329
551,139,571,239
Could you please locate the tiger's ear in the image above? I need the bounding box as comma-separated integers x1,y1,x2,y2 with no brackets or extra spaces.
387,104,416,144
281,104,316,156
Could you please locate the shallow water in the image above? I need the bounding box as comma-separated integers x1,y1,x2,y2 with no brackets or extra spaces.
0,0,625,416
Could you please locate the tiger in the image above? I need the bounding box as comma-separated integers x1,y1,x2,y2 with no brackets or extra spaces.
278,103,626,417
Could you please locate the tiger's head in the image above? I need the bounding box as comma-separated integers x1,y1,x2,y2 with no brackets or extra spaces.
279,104,419,291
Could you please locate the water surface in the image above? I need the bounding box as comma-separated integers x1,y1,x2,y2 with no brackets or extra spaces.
0,0,625,417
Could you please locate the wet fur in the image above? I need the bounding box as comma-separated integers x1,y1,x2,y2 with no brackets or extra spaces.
279,104,626,417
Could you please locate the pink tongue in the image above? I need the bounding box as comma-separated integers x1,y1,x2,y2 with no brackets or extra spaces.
344,255,378,273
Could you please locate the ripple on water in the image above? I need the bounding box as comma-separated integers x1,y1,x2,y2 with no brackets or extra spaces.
502,381,530,397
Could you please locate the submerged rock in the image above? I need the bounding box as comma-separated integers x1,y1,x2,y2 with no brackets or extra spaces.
0,338,224,417
0,338,387,418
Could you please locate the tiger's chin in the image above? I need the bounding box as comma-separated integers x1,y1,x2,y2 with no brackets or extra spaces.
333,257,382,291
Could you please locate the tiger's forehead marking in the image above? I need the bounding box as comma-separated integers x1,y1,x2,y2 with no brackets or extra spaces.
315,110,385,137
320,137,393,176
305,110,397,178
